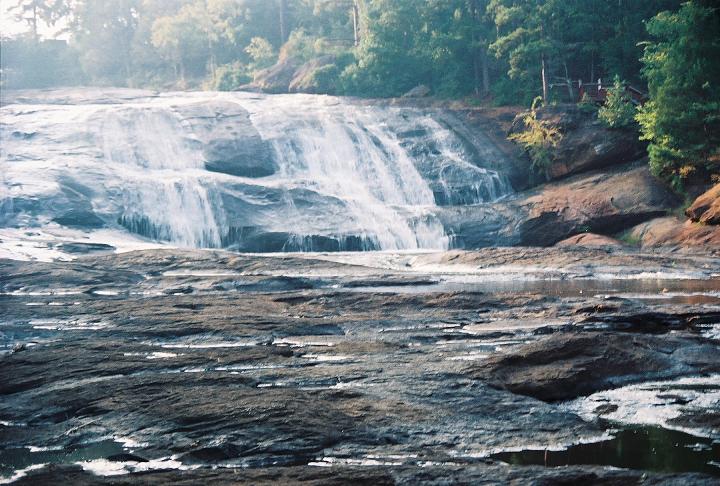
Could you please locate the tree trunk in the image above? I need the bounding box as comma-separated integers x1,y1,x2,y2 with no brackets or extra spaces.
353,0,367,43
564,62,573,101
278,0,288,44
469,0,480,96
481,49,490,95
541,54,548,103
352,2,359,46
31,5,39,42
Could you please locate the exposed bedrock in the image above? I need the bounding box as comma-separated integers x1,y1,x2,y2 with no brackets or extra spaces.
555,233,624,248
627,216,720,249
1,88,705,254
511,103,647,181
686,183,720,225
472,331,720,402
2,248,720,483
440,162,678,248
170,100,278,178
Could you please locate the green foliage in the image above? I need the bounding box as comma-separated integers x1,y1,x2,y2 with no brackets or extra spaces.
577,93,598,114
245,37,276,69
279,30,318,62
598,75,636,128
509,97,563,174
636,1,720,191
208,61,251,91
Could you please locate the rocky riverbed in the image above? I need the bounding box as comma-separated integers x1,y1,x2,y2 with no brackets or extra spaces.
1,247,719,484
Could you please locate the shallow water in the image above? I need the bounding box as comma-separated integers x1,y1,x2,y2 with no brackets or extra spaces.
0,440,126,477
492,426,720,476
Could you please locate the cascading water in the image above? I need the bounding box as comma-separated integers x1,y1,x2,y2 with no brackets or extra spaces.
98,107,225,248
0,89,514,255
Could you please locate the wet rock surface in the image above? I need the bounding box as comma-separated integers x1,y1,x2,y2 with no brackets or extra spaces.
439,162,679,247
1,248,720,483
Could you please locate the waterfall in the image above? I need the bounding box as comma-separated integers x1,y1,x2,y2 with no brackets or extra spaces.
97,107,225,248
235,95,448,250
0,90,515,253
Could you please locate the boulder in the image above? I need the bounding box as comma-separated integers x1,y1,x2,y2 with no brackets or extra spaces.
402,85,431,98
52,210,106,229
173,101,277,178
686,183,720,225
555,233,623,248
246,58,300,94
471,331,720,402
627,216,720,248
512,163,678,246
438,163,678,248
510,104,646,180
288,55,340,94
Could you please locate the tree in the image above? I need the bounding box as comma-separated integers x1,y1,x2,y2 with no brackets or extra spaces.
7,0,70,41
598,75,636,128
636,1,720,190
488,0,561,104
72,0,141,84
151,3,212,84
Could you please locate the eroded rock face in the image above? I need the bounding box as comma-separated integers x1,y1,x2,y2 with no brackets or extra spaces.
512,163,678,246
510,104,646,180
438,163,678,248
627,216,720,249
174,100,278,178
2,248,720,483
686,183,720,225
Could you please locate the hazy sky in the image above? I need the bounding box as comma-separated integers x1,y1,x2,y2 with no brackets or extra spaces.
1,5,65,38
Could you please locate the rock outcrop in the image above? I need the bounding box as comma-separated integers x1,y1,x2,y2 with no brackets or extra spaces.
288,55,340,94
511,163,678,246
439,163,678,248
473,331,720,402
686,183,720,225
3,248,720,482
246,57,300,94
177,100,277,178
627,216,720,249
510,104,646,180
402,85,431,98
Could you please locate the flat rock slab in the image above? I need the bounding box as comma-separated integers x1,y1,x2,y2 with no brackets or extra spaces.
1,248,720,483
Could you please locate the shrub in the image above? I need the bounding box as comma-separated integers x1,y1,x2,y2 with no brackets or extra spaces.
509,97,563,175
598,75,636,128
209,62,251,91
245,37,276,70
577,92,598,114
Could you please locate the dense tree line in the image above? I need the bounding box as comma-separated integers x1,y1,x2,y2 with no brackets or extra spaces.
1,0,718,189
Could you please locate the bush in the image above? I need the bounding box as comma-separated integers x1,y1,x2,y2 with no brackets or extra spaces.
598,75,636,128
577,93,598,114
279,30,317,62
509,97,563,175
209,62,251,91
245,37,276,70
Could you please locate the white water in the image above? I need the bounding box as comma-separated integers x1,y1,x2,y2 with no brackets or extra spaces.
0,90,513,254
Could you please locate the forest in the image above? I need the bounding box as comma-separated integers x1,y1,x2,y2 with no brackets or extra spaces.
1,0,719,190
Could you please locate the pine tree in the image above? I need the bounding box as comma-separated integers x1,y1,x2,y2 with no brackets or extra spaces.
636,1,720,190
